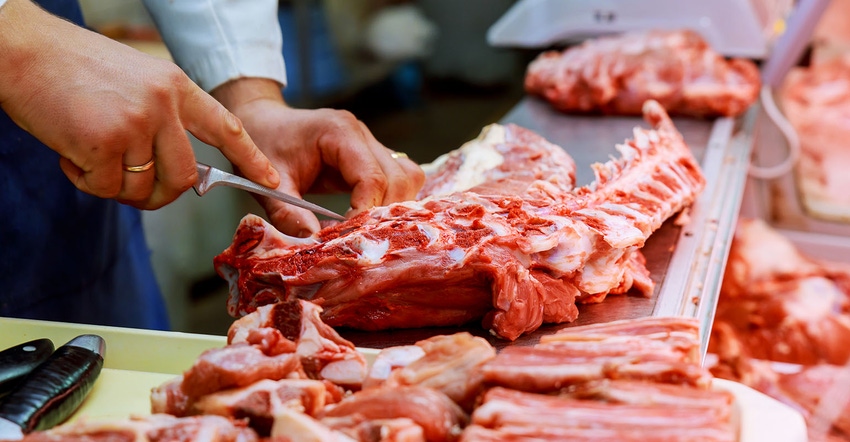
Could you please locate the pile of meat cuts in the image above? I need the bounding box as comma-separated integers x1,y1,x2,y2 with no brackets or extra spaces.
708,218,850,441
16,303,736,441
781,55,850,222
214,100,705,341
524,29,760,117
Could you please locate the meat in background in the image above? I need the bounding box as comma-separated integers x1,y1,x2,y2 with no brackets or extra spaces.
708,218,850,441
524,29,760,117
782,55,850,223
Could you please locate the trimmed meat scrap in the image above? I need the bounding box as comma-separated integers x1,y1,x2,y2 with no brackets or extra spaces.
268,408,356,441
364,344,426,389
481,317,711,392
228,300,368,387
190,379,339,435
215,100,704,340
318,386,468,442
150,344,304,416
368,332,496,412
461,387,735,442
561,379,734,412
525,29,760,117
321,416,426,442
151,300,364,418
179,344,303,399
13,414,259,442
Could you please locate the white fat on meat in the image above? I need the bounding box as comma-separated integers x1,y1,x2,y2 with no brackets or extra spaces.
364,345,426,389
193,379,331,419
381,333,496,411
271,408,355,442
784,277,845,323
295,302,367,386
349,236,391,265
420,124,507,196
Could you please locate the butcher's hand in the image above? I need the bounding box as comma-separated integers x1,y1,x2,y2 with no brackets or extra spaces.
0,0,279,209
212,78,426,237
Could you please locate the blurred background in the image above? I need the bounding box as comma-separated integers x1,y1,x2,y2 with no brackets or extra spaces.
77,0,531,335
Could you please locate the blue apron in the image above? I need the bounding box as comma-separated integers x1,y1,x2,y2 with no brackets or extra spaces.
0,0,169,330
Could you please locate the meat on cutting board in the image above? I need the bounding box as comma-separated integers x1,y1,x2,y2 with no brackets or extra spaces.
215,100,705,341
228,300,368,387
366,332,496,412
14,414,261,442
21,311,736,441
481,316,711,393
151,299,364,417
525,29,760,117
462,386,735,442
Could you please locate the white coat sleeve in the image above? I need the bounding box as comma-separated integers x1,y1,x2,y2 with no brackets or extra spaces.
142,0,287,92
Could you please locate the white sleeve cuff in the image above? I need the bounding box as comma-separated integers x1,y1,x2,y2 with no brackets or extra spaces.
143,0,287,92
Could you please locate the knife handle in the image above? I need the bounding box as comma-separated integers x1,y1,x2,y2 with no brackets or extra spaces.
0,335,105,433
0,339,54,397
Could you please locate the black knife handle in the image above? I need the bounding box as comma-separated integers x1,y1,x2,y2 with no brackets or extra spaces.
0,335,105,433
0,339,54,397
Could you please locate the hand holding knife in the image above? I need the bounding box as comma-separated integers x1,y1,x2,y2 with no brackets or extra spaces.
193,162,345,221
0,335,105,440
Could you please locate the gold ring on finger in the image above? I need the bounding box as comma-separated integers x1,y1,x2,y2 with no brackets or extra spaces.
122,158,155,173
390,151,409,160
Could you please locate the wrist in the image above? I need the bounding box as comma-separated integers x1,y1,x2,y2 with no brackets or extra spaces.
211,77,286,115
0,0,56,100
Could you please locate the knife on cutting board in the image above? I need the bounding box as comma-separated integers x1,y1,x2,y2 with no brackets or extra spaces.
0,335,105,440
0,340,54,398
193,162,345,220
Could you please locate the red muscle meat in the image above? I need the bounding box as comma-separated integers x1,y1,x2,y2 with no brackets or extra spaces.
214,100,705,340
318,385,468,442
525,29,760,117
150,344,305,416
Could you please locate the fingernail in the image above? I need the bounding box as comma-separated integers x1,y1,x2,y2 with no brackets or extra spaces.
297,229,312,238
267,166,280,186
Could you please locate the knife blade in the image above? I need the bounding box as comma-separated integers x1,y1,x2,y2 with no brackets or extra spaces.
0,335,105,440
193,162,345,220
0,339,54,398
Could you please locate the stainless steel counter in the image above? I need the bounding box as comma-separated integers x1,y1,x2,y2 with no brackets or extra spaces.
342,97,757,353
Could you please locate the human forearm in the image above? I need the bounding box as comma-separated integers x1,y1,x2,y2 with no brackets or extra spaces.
0,0,62,108
211,77,286,117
